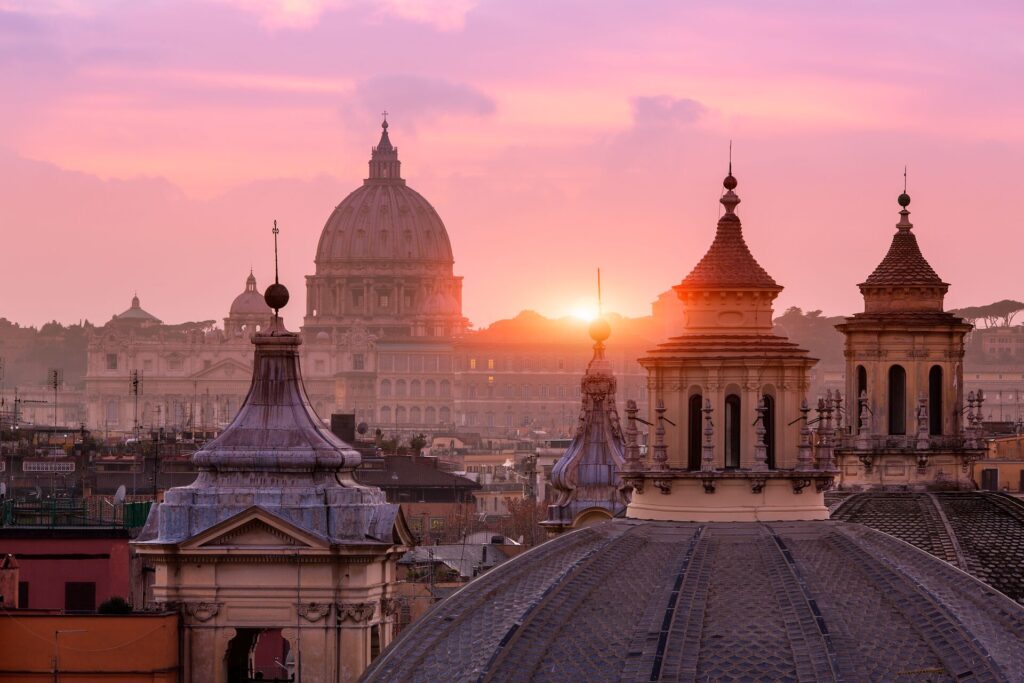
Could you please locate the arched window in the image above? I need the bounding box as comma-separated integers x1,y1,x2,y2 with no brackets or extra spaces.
410,407,421,424
856,365,867,432
762,394,776,469
725,394,741,468
425,380,436,397
380,379,391,398
929,365,943,435
687,394,703,471
396,406,406,424
410,380,421,398
395,380,407,398
379,406,391,423
888,365,907,435
425,406,436,424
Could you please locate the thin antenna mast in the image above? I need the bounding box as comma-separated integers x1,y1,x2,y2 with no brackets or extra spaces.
903,165,908,193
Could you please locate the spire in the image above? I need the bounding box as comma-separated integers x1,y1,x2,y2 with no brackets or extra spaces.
860,182,946,291
542,317,628,533
367,113,403,183
677,162,779,291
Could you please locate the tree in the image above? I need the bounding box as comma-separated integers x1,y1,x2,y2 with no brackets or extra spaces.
499,496,546,547
409,433,428,454
97,596,132,614
950,300,1024,328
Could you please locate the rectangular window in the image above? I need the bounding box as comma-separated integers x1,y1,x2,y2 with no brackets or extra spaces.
380,354,393,371
143,359,153,371
379,294,389,308
353,354,365,371
403,292,413,309
64,581,96,612
106,354,118,370
470,358,477,370
18,582,28,608
315,360,326,373
487,358,495,370
352,291,363,307
168,359,183,371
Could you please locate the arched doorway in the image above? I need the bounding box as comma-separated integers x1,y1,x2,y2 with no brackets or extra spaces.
725,395,741,468
762,394,776,469
929,365,943,435
225,628,292,683
888,365,907,435
687,394,703,471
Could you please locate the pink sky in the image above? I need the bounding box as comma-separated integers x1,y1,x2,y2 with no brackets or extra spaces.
1,0,1022,330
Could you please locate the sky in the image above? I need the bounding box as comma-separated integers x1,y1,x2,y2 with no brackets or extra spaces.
1,0,1022,330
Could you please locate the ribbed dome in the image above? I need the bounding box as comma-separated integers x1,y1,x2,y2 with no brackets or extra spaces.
229,272,271,317
314,121,454,265
363,519,1024,682
315,184,454,264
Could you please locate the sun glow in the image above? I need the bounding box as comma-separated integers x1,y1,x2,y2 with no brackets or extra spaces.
569,302,600,322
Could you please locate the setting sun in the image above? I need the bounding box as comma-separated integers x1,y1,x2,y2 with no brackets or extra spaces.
569,302,600,322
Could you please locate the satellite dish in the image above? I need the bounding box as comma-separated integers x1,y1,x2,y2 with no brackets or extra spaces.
113,484,127,505
357,422,368,435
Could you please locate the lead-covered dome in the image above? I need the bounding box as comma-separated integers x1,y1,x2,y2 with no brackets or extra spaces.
363,519,1024,682
229,272,271,317
314,120,454,265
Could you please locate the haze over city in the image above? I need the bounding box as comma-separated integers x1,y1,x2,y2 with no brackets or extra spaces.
2,0,1022,329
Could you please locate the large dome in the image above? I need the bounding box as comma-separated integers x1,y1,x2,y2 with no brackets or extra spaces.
363,519,1024,682
314,121,454,265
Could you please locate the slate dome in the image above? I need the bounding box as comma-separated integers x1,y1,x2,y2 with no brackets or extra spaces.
363,519,1024,682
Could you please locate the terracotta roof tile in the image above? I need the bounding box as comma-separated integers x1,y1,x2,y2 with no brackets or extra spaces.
862,210,946,288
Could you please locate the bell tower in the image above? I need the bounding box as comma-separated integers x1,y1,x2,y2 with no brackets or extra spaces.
835,188,980,487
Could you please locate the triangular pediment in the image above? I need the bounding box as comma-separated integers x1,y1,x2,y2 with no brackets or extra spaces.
180,507,329,551
190,358,252,381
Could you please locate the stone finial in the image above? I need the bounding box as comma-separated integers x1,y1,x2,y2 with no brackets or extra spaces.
915,395,931,451
652,400,669,471
796,399,814,471
856,390,871,450
816,395,836,471
833,390,843,433
701,399,716,472
624,399,642,472
752,397,769,472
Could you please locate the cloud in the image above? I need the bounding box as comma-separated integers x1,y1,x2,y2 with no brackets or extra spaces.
348,74,496,127
630,95,706,128
209,0,477,31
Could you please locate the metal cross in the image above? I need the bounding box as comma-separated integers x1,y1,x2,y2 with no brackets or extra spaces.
382,110,389,122
272,220,280,284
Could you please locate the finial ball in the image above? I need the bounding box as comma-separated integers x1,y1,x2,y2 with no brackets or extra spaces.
588,317,611,343
898,192,911,208
723,174,738,190
265,283,290,311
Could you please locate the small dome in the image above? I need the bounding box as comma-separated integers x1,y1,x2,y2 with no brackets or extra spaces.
112,294,161,324
229,273,272,317
315,331,330,341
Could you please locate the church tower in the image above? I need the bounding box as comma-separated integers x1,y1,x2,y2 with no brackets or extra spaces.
625,168,834,522
835,188,982,487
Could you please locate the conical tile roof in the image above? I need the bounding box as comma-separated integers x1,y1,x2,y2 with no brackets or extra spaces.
861,196,946,288
679,174,780,290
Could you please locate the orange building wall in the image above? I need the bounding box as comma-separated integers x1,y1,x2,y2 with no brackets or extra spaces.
0,612,179,682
